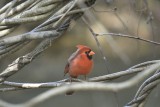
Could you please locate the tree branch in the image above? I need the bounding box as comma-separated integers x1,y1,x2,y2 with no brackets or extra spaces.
6,62,159,107
1,60,159,91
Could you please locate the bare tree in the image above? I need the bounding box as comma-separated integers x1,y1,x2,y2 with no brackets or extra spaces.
0,0,160,107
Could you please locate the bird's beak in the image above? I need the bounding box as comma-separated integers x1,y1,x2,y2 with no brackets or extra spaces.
89,51,95,56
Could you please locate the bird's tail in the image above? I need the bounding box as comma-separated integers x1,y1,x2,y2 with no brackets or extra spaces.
66,91,74,95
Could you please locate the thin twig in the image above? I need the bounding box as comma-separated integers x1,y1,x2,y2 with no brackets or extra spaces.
82,17,110,73
97,32,160,45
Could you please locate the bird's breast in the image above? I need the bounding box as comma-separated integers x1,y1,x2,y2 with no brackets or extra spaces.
69,55,93,77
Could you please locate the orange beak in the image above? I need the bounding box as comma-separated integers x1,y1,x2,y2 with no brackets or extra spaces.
89,51,95,56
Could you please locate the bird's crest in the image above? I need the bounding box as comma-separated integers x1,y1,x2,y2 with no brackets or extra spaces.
76,45,90,50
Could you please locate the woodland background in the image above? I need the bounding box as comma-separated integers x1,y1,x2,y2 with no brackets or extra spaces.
0,0,160,107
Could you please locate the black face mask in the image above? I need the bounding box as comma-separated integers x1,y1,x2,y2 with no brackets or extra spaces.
85,50,92,60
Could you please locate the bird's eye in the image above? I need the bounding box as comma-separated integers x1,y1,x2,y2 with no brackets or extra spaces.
85,50,92,60
85,51,89,54
85,50,91,54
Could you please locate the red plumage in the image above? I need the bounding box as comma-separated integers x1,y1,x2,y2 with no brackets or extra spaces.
64,45,95,95
64,45,95,78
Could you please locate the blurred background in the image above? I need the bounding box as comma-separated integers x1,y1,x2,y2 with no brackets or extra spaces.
1,0,160,107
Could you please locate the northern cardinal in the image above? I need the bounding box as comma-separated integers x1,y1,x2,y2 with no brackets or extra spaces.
64,45,95,95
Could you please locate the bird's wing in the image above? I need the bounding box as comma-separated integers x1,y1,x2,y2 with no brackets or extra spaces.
64,51,78,76
64,63,69,77
68,51,78,62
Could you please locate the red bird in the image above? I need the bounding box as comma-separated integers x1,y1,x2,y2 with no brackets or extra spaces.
64,45,95,95
64,45,95,79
